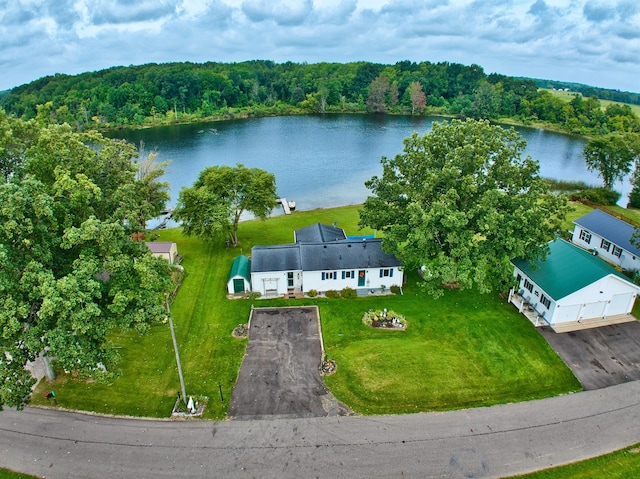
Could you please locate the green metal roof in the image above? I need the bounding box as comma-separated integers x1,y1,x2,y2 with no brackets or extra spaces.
512,239,632,300
228,255,251,282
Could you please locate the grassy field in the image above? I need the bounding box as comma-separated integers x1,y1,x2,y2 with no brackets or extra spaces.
32,204,585,419
542,88,640,117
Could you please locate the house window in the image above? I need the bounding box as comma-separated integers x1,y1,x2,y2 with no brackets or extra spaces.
612,245,623,258
579,229,591,244
342,270,355,279
601,239,611,252
379,268,393,278
321,271,337,280
540,294,551,309
524,278,534,293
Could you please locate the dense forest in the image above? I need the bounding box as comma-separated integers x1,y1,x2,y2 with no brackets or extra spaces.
1,60,639,137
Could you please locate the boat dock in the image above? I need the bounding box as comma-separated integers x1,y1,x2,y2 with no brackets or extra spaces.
277,198,294,215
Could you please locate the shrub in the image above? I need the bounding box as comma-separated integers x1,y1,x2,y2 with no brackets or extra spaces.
361,309,407,328
325,289,341,298
307,289,318,297
245,291,262,300
390,284,401,294
570,188,621,206
341,287,357,299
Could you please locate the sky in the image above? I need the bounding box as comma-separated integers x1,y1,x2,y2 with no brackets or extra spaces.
1,0,639,93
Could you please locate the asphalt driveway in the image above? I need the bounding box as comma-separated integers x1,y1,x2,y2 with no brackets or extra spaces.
539,321,640,390
228,306,350,418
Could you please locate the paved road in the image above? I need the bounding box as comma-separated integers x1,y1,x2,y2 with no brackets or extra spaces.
2,381,640,479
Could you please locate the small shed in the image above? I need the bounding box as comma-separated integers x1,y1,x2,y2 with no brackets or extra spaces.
146,242,178,264
228,255,251,295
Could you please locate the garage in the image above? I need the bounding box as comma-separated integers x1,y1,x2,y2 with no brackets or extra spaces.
511,239,639,332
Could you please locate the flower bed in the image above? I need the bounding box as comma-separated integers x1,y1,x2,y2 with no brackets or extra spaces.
362,309,407,330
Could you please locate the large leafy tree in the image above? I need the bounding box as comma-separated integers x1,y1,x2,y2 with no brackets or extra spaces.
583,133,640,190
360,119,568,296
0,115,172,409
174,164,277,246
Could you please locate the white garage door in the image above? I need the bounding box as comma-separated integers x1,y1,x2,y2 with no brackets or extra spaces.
555,304,581,322
581,301,607,320
608,293,634,316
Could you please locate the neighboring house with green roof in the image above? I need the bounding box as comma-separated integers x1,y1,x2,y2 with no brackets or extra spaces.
227,255,251,295
510,239,638,331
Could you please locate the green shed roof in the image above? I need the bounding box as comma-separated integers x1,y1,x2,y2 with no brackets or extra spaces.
228,255,251,282
512,239,632,300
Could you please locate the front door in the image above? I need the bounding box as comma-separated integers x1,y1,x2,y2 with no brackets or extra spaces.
358,270,366,287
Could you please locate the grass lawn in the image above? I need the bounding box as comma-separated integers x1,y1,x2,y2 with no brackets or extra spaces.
508,442,640,478
33,204,583,418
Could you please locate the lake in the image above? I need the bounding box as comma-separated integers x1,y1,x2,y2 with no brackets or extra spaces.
108,114,628,223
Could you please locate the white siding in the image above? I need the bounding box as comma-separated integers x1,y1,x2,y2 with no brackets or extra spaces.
572,227,640,271
251,271,288,297
555,276,638,323
227,275,250,295
515,268,638,325
302,267,402,294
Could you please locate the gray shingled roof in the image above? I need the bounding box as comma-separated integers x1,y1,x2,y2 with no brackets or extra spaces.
300,239,400,270
251,238,400,273
294,223,346,243
251,244,301,273
574,209,640,257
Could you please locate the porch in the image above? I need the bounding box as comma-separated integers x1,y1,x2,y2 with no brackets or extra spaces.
508,289,548,327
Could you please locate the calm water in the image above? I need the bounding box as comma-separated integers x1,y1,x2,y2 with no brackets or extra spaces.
108,115,628,221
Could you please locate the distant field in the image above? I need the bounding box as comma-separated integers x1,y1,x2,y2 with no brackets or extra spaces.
542,88,640,116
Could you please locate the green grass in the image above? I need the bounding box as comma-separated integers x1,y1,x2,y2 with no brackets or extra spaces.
542,88,640,117
320,280,579,414
508,443,640,478
0,470,36,479
33,204,583,418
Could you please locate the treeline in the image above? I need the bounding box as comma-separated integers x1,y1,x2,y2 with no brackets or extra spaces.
533,78,640,106
1,60,639,136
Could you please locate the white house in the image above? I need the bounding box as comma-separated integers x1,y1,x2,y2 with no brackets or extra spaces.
572,209,640,271
250,223,402,297
146,241,179,264
510,239,639,332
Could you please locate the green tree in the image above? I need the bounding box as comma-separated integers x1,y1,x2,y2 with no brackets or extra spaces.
469,81,500,119
0,119,172,410
0,110,39,182
174,164,277,246
359,119,568,296
131,141,170,230
583,133,640,190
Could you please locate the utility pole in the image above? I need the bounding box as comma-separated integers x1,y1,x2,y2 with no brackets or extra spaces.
166,301,187,405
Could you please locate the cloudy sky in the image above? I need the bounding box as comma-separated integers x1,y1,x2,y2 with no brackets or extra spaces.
1,0,638,92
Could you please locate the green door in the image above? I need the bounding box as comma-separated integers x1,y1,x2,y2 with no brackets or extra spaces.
233,278,245,293
358,270,366,287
